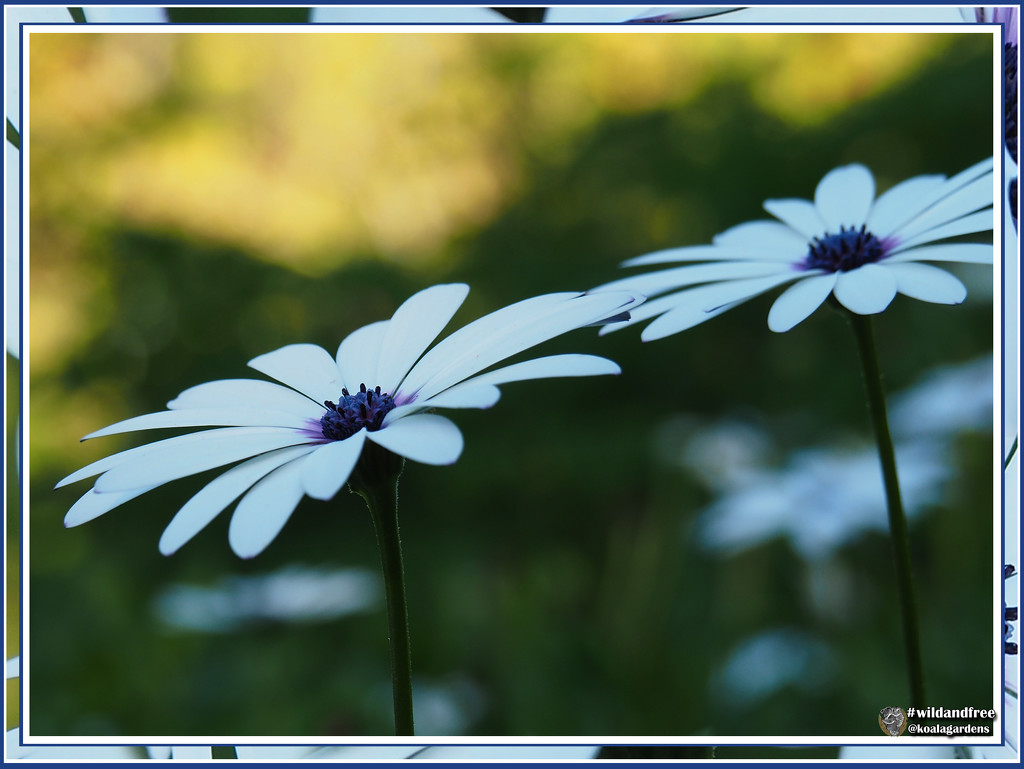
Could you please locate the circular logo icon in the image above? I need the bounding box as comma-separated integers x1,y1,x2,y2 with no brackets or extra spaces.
878,706,908,737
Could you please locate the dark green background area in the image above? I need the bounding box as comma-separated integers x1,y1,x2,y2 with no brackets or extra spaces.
21,31,996,746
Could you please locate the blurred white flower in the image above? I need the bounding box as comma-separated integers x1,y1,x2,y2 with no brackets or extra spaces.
692,356,992,560
58,284,639,558
698,439,948,560
596,159,993,337
153,566,380,632
656,415,772,491
888,355,994,438
713,628,835,707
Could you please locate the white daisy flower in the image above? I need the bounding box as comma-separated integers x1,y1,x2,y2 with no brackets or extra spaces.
595,158,993,338
58,284,640,558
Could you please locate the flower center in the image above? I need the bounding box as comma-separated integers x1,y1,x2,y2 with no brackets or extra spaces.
804,225,886,273
321,383,396,441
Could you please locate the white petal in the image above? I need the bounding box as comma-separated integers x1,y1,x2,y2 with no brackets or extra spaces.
866,174,946,237
884,243,994,264
712,220,808,256
159,445,317,555
58,442,149,488
64,485,158,527
934,156,993,190
336,320,389,395
700,272,812,313
167,378,324,418
376,284,469,394
392,354,619,419
889,209,994,253
762,198,827,240
83,408,312,440
367,414,463,465
92,428,316,493
640,272,803,340
400,291,639,403
766,273,838,332
620,244,789,267
833,264,897,315
431,385,504,408
598,290,700,334
814,164,875,232
887,263,967,304
300,432,367,501
885,158,993,238
229,459,309,558
892,174,994,243
590,261,784,297
640,298,739,340
388,384,502,422
452,353,621,388
398,293,577,396
247,344,342,405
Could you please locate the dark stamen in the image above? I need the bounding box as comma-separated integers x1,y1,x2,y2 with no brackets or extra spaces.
804,224,887,273
320,383,397,441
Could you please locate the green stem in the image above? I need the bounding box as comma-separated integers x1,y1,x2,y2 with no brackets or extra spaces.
351,453,414,736
848,313,926,707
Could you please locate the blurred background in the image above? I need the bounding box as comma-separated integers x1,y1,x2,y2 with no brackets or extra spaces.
15,21,995,746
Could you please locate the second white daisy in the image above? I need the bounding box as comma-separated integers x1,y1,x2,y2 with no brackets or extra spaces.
596,158,993,337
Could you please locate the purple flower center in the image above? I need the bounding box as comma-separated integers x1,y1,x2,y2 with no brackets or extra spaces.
321,383,396,441
803,225,886,273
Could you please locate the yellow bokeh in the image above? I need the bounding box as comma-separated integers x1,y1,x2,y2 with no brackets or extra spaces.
29,30,947,259
27,29,951,376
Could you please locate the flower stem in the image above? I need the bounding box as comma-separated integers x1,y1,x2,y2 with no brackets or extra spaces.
848,312,926,707
351,449,414,736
